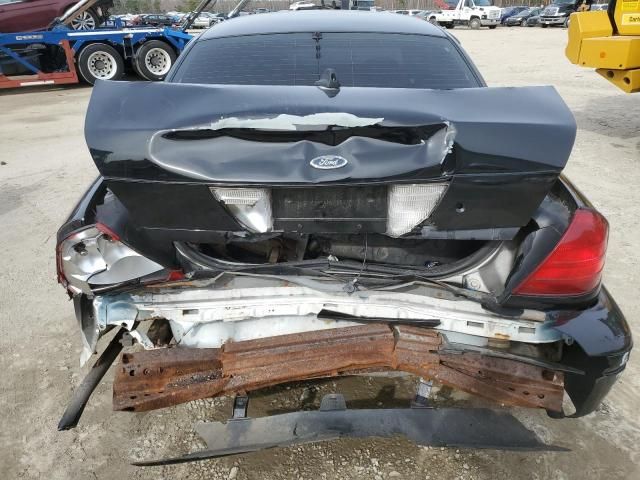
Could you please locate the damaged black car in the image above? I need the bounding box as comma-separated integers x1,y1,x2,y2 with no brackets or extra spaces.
56,11,632,461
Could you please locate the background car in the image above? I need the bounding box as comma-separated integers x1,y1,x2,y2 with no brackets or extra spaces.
590,3,608,10
289,1,317,10
415,10,436,21
0,0,112,32
539,0,578,28
389,9,423,15
504,7,542,26
192,12,222,28
500,5,528,24
136,13,174,27
525,9,542,26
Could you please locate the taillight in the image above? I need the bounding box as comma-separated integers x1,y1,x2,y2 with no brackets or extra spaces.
513,209,608,296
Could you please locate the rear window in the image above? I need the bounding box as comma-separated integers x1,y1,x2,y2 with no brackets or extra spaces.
172,33,478,89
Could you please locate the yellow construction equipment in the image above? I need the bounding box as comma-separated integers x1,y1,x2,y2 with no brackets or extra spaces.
566,1,640,93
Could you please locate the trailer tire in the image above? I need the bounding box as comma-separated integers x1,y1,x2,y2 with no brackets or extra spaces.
444,22,454,29
469,17,481,30
77,43,124,85
134,40,176,81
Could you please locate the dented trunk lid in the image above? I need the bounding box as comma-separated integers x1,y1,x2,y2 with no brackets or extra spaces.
85,81,576,237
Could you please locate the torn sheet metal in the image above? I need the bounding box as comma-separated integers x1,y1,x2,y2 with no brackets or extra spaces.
132,398,566,465
113,324,564,413
94,281,558,350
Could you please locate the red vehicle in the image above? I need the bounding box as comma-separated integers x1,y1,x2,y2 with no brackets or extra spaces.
0,0,112,33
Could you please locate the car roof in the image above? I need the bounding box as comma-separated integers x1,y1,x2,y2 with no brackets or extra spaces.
199,11,446,40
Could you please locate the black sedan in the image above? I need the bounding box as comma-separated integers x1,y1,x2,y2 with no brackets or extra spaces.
500,5,529,23
137,13,175,27
57,11,632,460
504,7,542,26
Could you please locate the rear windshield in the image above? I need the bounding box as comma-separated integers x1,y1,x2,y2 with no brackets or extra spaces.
172,33,478,89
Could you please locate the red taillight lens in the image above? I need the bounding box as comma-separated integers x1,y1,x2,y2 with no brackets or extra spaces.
513,209,608,296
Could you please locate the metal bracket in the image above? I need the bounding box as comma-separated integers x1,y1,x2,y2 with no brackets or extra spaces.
319,393,347,411
412,378,434,408
232,395,249,419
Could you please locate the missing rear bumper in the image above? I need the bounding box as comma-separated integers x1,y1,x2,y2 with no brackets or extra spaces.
113,324,564,413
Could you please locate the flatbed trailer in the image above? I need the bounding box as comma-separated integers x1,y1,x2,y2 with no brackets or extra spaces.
0,26,192,89
0,0,239,89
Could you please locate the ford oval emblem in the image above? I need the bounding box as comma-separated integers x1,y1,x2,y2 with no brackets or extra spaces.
310,155,348,170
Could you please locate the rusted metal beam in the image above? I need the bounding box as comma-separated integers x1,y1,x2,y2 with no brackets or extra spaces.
113,325,563,413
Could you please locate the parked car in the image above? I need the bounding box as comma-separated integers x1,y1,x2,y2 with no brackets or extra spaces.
289,1,317,9
504,7,542,26
137,13,174,27
57,11,632,456
590,3,608,10
415,9,436,21
254,7,270,13
390,9,423,15
0,0,112,32
539,0,579,27
500,5,529,24
192,12,220,28
525,9,542,26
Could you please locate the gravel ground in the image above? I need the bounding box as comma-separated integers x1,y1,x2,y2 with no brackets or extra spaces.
1,26,639,480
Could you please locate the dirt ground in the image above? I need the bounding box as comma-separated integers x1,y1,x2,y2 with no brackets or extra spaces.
1,26,639,479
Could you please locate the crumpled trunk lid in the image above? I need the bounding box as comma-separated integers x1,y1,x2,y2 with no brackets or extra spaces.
85,81,576,237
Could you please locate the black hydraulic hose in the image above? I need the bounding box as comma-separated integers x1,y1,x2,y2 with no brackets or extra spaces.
57,328,126,431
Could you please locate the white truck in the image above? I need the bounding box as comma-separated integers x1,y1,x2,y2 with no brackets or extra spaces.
429,0,501,29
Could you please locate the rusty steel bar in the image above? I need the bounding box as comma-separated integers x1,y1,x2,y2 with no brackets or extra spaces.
113,325,564,413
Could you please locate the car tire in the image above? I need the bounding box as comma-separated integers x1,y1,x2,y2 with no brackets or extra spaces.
541,23,548,28
134,40,177,81
444,22,454,29
70,8,100,30
428,17,438,25
488,25,497,29
77,43,125,85
564,17,570,28
469,18,481,29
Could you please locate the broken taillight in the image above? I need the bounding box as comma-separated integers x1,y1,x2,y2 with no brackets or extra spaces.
513,209,609,296
56,224,164,295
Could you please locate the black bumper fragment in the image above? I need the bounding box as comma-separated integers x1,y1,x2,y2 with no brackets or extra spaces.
133,394,567,466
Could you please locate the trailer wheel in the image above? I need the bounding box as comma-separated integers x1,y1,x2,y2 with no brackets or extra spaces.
134,41,176,81
77,43,124,84
469,18,481,30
